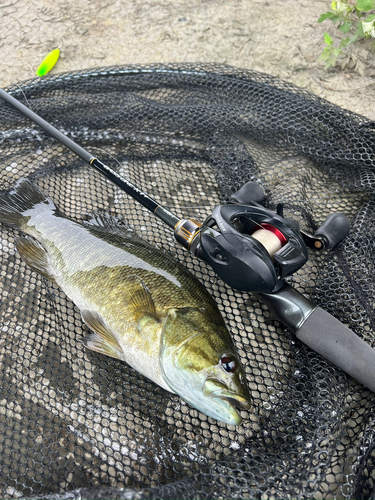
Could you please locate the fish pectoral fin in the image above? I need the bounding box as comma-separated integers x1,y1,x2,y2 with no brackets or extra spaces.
82,333,123,360
81,310,124,360
137,314,161,338
16,236,56,283
126,275,157,319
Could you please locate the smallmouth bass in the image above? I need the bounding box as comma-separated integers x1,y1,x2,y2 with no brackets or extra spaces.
0,179,251,424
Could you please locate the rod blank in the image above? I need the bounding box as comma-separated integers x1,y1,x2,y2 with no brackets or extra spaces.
0,88,180,229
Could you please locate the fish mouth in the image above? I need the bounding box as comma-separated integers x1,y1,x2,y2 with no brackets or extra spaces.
219,393,251,411
214,393,250,426
203,378,251,424
203,378,251,409
212,390,251,413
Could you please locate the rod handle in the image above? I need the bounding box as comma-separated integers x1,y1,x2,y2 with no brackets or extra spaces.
296,307,375,392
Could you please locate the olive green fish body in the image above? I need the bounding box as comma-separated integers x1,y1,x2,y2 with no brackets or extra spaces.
0,179,250,424
14,201,222,391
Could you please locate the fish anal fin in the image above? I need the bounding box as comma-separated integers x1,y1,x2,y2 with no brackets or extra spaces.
126,275,156,319
16,236,56,283
81,310,124,360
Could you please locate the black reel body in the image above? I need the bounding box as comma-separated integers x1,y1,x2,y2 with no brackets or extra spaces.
197,203,308,293
175,182,350,294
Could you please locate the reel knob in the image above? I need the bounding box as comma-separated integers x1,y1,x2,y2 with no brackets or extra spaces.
314,213,350,249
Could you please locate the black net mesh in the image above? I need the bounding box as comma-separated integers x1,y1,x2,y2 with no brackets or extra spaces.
0,63,375,499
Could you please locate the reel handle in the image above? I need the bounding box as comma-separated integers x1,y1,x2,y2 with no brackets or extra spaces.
229,181,351,251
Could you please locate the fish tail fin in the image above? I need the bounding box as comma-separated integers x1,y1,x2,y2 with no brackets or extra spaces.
0,178,55,229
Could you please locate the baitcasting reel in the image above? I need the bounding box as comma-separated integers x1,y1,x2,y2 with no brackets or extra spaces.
174,181,351,293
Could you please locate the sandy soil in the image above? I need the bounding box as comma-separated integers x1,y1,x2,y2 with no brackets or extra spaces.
1,0,374,120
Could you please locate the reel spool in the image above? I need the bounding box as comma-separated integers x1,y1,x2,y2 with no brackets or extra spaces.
250,223,287,259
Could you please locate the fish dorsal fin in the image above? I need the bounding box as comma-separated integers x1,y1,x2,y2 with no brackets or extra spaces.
81,310,124,360
82,211,140,239
16,236,56,283
126,275,156,319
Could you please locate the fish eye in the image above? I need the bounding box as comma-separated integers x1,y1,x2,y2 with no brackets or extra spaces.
220,356,236,373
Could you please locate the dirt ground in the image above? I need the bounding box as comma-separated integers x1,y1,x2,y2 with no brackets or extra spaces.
1,0,374,120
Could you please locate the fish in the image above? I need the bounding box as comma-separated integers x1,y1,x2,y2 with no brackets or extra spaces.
0,178,251,425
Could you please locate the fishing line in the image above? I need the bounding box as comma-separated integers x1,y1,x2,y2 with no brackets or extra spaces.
14,83,33,111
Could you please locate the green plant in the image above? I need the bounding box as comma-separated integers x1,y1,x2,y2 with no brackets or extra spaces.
318,0,375,69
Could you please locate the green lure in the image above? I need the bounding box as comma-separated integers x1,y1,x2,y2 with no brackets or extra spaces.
36,49,60,77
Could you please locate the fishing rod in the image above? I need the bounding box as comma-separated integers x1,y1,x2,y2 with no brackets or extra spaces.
0,89,179,230
1,87,375,394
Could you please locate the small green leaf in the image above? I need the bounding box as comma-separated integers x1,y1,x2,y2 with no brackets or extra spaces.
325,57,337,69
318,12,340,22
318,11,333,22
318,46,334,62
339,19,353,32
356,0,375,11
348,32,360,44
339,33,359,47
364,13,375,22
355,22,365,36
324,32,334,45
339,36,351,47
326,48,342,68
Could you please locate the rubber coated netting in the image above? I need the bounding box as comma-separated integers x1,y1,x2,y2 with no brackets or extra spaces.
0,64,375,500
